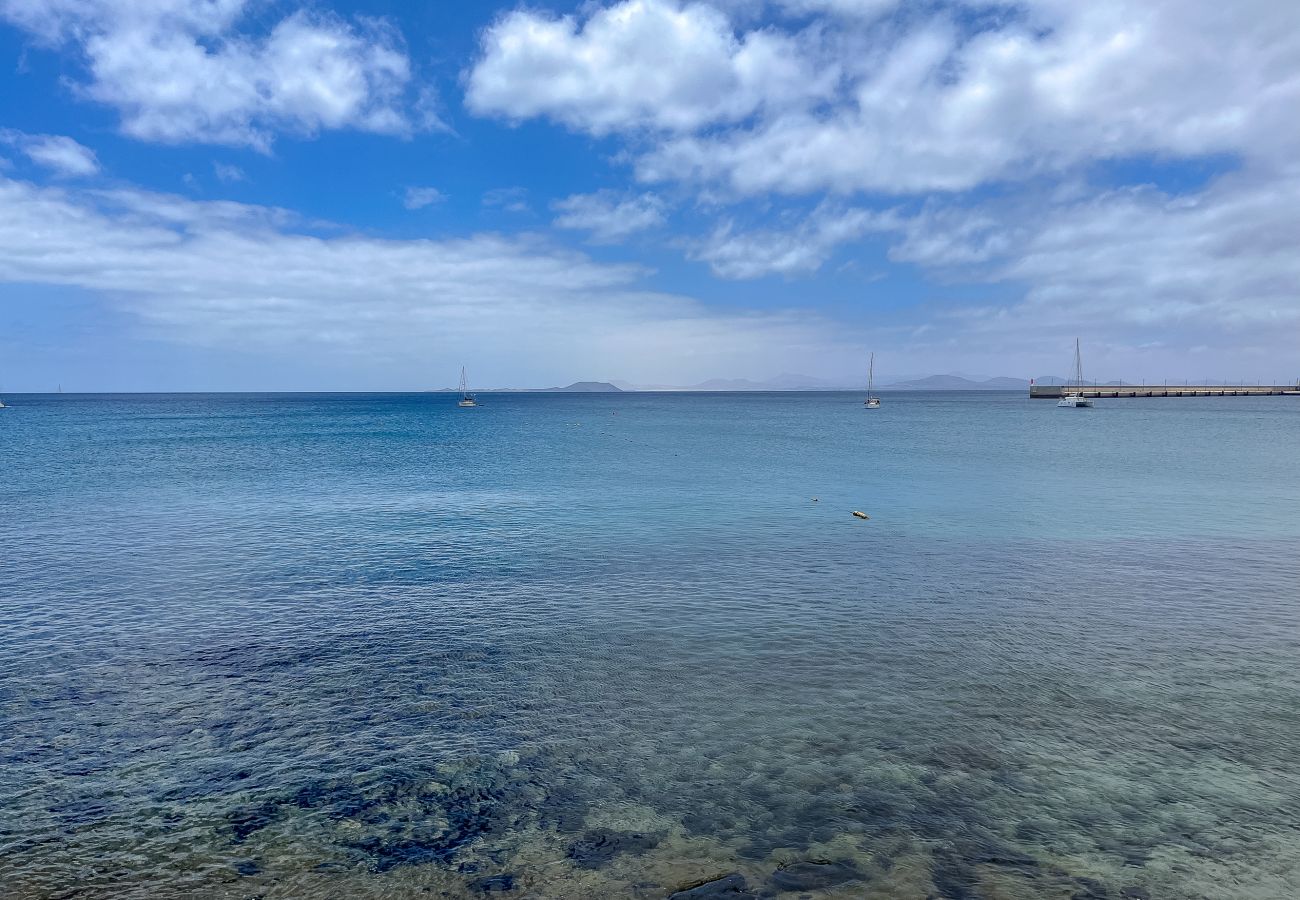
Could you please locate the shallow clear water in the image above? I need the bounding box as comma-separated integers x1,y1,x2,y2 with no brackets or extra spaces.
2,391,1298,899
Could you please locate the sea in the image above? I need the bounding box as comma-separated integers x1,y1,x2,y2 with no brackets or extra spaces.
2,391,1298,899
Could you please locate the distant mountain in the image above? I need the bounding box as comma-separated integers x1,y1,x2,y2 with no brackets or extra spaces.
616,373,854,391
885,374,1029,390
548,381,623,392
1032,376,1125,386
982,376,1033,389
688,377,776,391
762,372,847,390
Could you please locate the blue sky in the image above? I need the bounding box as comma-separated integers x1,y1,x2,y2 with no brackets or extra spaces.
1,0,1297,390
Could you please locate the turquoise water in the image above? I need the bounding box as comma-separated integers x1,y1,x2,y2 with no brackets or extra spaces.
2,392,1298,899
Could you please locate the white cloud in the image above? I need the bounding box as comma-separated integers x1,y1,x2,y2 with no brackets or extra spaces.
0,172,859,383
552,190,667,242
0,130,100,176
466,0,837,134
470,0,1300,196
482,186,531,214
991,172,1300,332
692,203,890,278
0,0,422,149
403,186,448,209
212,161,245,182
774,0,897,20
875,165,1300,369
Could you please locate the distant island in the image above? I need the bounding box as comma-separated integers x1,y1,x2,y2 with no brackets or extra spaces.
548,381,622,392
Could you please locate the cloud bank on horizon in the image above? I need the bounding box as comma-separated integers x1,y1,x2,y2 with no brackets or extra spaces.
0,0,1297,389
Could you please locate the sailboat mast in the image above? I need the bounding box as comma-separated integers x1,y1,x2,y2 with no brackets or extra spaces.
868,353,874,396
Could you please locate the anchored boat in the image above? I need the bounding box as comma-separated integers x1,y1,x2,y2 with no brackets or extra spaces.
457,367,477,407
864,353,881,408
1058,339,1094,408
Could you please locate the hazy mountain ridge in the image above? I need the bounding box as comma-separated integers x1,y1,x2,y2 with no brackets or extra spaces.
548,381,622,392
432,373,1048,392
885,374,1031,390
614,373,1033,391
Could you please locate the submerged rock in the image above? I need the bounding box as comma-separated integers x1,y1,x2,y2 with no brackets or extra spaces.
668,873,758,899
224,800,280,842
769,859,862,892
468,873,516,893
567,829,661,869
930,851,980,900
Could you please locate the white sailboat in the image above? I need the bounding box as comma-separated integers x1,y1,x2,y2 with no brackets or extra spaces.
1058,339,1094,408
864,353,881,408
457,367,477,407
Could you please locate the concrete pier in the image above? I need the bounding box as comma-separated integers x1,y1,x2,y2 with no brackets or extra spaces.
1030,384,1300,399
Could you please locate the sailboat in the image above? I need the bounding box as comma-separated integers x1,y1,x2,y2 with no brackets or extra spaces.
457,367,477,407
864,353,881,408
1057,339,1094,408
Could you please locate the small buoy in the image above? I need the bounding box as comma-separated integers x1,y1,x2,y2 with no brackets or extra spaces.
851,510,869,519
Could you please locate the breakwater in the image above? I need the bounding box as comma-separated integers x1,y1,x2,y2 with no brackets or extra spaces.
1030,383,1299,398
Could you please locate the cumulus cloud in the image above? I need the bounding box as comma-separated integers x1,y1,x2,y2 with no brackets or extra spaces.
403,186,448,209
0,172,857,382
0,130,100,176
0,0,423,149
466,0,836,134
470,0,1300,196
552,190,667,242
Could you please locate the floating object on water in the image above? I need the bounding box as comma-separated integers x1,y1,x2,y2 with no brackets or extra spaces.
811,497,819,502
851,510,869,519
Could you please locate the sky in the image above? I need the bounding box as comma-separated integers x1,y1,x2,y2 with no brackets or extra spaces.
0,0,1298,391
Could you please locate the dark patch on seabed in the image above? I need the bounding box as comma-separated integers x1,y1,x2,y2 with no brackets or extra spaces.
769,859,862,891
222,763,523,871
667,873,757,898
567,828,662,869
197,739,1184,899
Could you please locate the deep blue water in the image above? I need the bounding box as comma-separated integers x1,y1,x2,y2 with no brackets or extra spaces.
2,392,1299,899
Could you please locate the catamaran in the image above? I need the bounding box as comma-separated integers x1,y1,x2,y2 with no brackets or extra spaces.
457,367,477,407
864,353,881,408
1058,339,1094,408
